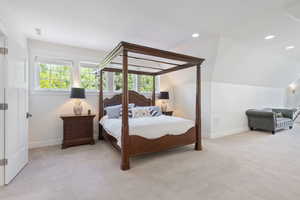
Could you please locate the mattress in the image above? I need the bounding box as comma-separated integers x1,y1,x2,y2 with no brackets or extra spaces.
100,115,195,146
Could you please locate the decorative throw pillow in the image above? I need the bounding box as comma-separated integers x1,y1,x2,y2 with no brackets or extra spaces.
119,107,133,118
132,107,151,118
149,107,162,117
135,106,162,117
105,104,122,119
275,112,283,118
105,104,135,119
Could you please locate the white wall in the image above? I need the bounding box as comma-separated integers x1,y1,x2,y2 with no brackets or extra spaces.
212,36,300,88
210,82,285,138
162,76,286,139
29,94,100,148
160,33,220,138
28,39,107,148
161,33,288,139
161,68,212,138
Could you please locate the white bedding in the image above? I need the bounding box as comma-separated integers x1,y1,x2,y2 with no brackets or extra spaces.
100,115,195,146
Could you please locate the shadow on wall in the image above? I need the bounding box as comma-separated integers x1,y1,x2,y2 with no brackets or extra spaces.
160,66,212,138
56,99,96,116
56,99,99,137
172,82,196,119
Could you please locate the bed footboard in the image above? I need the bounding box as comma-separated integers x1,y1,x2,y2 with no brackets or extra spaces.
129,127,196,156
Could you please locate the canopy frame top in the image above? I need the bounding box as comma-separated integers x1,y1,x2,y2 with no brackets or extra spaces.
98,41,205,76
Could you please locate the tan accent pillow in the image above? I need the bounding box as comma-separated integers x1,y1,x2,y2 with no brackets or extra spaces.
132,107,151,118
275,112,283,118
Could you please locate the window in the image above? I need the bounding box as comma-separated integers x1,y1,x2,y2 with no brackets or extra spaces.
101,72,109,91
79,62,96,90
80,62,109,91
114,72,136,91
34,58,159,93
113,72,158,93
138,75,154,92
36,59,72,90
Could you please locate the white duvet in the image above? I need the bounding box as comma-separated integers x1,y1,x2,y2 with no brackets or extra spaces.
100,115,195,146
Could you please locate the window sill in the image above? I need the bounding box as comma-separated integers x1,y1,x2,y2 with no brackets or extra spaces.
30,89,159,97
31,88,70,95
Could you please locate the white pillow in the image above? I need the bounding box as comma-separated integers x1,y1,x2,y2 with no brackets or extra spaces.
132,107,151,118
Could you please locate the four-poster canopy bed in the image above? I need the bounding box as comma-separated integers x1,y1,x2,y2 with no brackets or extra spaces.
97,41,205,170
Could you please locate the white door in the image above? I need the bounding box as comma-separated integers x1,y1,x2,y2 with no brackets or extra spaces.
4,37,29,184
0,33,6,186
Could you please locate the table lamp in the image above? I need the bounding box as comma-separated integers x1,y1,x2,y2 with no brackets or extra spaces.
70,88,85,115
159,91,169,112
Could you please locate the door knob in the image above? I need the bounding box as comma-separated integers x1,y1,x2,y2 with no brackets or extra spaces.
26,112,32,119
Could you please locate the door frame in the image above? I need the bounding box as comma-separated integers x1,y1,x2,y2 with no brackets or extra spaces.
0,30,7,187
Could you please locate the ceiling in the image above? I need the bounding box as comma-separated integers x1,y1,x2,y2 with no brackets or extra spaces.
0,0,295,50
1,0,300,88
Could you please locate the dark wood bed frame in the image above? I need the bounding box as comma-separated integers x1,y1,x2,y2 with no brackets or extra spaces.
98,42,205,170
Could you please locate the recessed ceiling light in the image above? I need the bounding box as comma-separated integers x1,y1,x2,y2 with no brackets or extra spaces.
285,45,295,50
264,35,275,40
192,33,199,38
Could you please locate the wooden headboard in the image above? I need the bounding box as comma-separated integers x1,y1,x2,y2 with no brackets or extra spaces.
103,90,152,108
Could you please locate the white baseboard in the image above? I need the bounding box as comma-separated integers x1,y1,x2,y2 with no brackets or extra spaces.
0,168,4,186
29,138,62,149
210,127,249,139
29,133,99,149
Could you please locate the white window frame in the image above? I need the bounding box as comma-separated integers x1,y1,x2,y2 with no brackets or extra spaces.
113,72,138,92
34,56,73,92
113,72,160,94
32,57,161,95
137,75,160,94
109,63,160,94
79,61,109,93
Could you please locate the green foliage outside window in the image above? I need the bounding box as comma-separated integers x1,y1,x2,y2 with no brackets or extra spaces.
101,72,108,91
113,72,154,92
80,67,108,91
39,63,71,89
114,72,135,91
138,75,153,92
38,61,157,92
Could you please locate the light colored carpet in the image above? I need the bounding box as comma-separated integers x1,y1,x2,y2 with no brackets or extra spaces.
1,125,300,200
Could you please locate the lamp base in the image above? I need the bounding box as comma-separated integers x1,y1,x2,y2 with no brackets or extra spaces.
73,99,83,115
161,101,168,112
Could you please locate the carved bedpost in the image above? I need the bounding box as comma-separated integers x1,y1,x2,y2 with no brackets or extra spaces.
98,70,104,140
195,64,202,151
152,75,156,106
121,49,130,170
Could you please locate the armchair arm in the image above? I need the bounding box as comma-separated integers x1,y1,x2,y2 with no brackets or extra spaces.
246,109,276,132
246,110,275,118
272,108,296,120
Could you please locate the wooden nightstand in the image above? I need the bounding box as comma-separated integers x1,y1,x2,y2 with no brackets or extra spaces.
162,111,173,116
60,114,96,149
